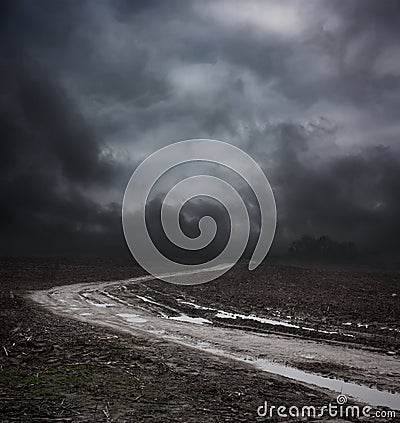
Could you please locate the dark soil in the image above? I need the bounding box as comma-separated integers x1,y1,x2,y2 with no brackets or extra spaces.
0,259,398,422
0,257,143,291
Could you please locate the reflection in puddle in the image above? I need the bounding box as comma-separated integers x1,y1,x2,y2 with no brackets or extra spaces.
117,313,147,324
255,359,400,410
183,343,400,410
178,299,354,337
216,310,299,329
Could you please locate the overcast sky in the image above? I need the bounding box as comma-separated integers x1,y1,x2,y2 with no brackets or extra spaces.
1,0,400,259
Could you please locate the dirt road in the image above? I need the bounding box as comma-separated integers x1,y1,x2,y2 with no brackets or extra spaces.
30,272,400,411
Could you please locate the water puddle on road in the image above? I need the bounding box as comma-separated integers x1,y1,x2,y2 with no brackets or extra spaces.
117,313,148,324
176,298,355,337
254,359,400,410
192,345,400,410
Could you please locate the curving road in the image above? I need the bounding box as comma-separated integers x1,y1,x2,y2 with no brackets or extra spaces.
30,272,400,411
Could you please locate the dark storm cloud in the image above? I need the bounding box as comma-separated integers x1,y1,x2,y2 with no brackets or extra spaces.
1,0,399,260
0,1,127,255
0,60,126,255
247,121,400,255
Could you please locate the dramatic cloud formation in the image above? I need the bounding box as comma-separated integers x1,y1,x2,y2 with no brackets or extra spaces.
1,0,399,261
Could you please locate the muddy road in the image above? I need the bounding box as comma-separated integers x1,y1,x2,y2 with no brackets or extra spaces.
30,271,400,412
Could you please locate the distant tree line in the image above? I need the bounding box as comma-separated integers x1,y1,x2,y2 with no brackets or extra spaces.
289,235,357,260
